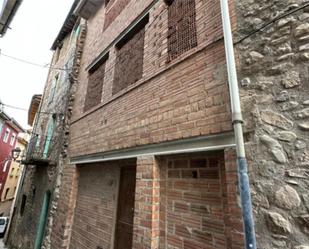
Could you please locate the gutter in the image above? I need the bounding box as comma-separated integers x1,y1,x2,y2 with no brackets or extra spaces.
220,0,257,248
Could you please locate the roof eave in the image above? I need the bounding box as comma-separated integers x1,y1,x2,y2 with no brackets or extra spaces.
0,0,22,36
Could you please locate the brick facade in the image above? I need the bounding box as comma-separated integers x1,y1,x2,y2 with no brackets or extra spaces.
55,150,243,249
69,0,235,159
48,0,244,249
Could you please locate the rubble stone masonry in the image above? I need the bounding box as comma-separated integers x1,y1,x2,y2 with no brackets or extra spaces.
236,0,309,248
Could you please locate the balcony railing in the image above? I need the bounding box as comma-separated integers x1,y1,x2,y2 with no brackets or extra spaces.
24,134,59,165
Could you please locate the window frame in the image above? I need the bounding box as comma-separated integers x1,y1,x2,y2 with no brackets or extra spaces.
10,133,16,146
3,128,10,143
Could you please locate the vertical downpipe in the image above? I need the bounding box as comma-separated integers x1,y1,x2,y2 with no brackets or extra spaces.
219,0,257,248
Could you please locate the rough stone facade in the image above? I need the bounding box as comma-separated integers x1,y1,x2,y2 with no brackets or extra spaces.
7,16,87,249
236,0,309,248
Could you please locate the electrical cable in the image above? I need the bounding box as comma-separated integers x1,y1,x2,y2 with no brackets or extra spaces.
234,2,309,45
0,102,63,116
0,50,69,71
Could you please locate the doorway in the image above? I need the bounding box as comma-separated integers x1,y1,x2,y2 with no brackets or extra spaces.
34,191,51,249
114,166,136,249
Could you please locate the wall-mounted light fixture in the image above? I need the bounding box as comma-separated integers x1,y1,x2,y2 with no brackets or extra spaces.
11,147,21,161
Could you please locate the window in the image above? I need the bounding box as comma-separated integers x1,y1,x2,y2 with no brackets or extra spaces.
167,0,197,60
4,188,9,199
20,194,27,216
10,133,16,145
0,121,3,134
3,128,10,143
3,161,9,172
43,116,56,159
113,14,149,94
48,75,59,104
84,53,109,112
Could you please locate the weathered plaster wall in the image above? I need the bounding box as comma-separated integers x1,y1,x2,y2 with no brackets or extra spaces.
236,1,309,248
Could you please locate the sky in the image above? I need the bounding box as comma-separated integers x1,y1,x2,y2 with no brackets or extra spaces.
0,0,75,130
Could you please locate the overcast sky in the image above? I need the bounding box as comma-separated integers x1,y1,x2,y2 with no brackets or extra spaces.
0,0,75,130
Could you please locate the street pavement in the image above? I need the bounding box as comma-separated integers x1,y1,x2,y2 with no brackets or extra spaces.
0,239,8,249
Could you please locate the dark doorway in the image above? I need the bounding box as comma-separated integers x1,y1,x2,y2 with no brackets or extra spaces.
114,166,136,249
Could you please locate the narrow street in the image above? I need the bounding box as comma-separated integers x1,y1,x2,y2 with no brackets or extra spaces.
0,239,8,249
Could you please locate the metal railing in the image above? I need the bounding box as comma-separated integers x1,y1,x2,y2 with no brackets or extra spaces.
25,134,59,164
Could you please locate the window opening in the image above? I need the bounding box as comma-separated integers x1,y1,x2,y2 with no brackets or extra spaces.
113,14,149,94
84,53,109,112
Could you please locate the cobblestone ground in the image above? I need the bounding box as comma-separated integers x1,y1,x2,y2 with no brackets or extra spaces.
0,239,8,249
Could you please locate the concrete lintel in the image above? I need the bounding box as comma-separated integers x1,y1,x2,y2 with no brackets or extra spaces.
70,133,236,165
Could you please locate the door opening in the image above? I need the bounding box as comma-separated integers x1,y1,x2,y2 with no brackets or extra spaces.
114,166,136,249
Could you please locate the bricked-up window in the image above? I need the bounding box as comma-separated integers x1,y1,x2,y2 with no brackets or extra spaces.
104,0,131,30
84,53,109,112
113,15,148,94
167,0,197,61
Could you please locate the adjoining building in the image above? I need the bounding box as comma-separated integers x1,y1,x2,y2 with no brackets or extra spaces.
0,133,28,216
6,1,87,248
0,111,24,216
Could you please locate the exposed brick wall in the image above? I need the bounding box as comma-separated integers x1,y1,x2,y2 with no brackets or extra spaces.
70,0,235,158
113,26,146,94
132,150,244,249
162,152,229,249
84,60,106,112
132,156,160,249
50,164,78,249
167,0,197,61
69,163,120,249
103,0,131,30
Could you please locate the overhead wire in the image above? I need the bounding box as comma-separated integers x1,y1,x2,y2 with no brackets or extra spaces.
0,50,70,71
0,102,63,116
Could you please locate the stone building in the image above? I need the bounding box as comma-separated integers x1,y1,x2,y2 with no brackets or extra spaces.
236,1,309,248
47,0,309,249
6,1,87,248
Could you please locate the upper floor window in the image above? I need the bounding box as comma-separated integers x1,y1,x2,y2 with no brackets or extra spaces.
113,14,149,94
3,128,10,143
167,0,197,61
49,75,59,104
0,121,3,135
3,161,9,172
10,133,16,146
84,53,109,112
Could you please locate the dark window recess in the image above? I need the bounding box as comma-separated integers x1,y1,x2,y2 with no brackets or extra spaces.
104,0,131,30
167,0,197,61
4,188,9,199
84,53,109,112
113,15,149,94
20,194,27,216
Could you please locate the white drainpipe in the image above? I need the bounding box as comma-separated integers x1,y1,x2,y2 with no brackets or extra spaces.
220,0,257,248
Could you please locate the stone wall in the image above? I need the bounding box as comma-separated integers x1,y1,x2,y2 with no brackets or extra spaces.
236,0,309,248
7,19,87,249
